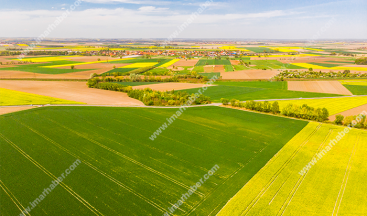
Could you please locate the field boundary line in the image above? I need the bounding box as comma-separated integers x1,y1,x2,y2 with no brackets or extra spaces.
277,129,333,216
0,132,104,216
38,114,204,197
0,180,31,216
184,164,245,216
332,135,360,216
186,124,295,216
240,124,322,216
11,117,167,213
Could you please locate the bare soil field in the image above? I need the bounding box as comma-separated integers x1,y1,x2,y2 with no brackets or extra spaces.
0,106,36,115
214,65,225,72
328,103,367,121
230,60,240,65
0,80,144,106
342,64,367,68
172,59,199,67
0,56,15,63
204,65,214,72
288,81,353,95
132,83,214,91
220,70,280,80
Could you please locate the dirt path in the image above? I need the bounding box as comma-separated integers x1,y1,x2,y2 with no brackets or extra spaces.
288,81,353,95
0,106,36,115
0,80,144,106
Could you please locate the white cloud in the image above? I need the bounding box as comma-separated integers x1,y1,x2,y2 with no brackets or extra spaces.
82,0,170,5
138,6,169,12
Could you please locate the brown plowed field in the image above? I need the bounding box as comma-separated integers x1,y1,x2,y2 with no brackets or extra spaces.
0,80,144,106
288,81,353,95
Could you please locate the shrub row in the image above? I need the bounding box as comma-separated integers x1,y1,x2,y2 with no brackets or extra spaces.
128,89,211,106
334,114,367,129
355,57,367,65
87,78,211,106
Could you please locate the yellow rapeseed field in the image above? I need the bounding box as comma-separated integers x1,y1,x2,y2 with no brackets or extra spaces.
159,59,180,68
0,88,84,106
218,122,367,216
276,96,367,115
120,62,158,68
43,58,134,68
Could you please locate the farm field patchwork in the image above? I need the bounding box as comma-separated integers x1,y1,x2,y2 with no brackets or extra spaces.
244,47,275,53
12,56,75,62
218,122,367,216
0,61,92,74
0,88,84,106
224,65,234,72
0,106,308,215
159,59,180,67
249,60,305,70
120,62,158,68
276,96,367,115
195,59,232,66
291,63,367,71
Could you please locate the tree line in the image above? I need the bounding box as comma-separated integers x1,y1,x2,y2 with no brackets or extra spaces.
221,99,329,122
87,79,211,106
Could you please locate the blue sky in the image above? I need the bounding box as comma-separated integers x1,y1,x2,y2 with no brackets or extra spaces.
1,0,366,39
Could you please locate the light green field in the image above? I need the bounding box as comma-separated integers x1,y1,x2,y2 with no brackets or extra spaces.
0,88,84,106
276,96,367,115
218,122,367,216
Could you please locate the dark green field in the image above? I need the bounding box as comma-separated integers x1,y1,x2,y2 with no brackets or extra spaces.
249,60,305,70
325,61,354,64
343,84,367,95
224,65,234,72
195,59,231,66
198,72,220,79
244,47,275,53
0,106,307,216
182,82,341,102
214,81,287,89
0,61,91,74
308,62,342,68
103,67,136,75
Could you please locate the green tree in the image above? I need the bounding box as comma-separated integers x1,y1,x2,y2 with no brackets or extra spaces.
230,99,237,106
220,98,229,105
334,115,344,125
321,108,329,121
271,101,280,114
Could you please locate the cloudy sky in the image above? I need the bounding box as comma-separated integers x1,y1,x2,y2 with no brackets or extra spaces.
1,0,366,39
